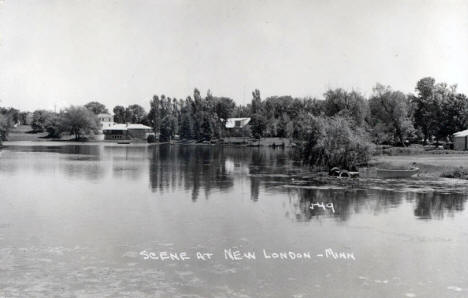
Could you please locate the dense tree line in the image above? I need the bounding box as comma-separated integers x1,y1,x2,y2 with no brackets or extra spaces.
151,80,460,142
3,76,468,167
142,89,236,142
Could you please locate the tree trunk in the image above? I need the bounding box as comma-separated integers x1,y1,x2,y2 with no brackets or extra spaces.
423,129,429,145
395,126,405,147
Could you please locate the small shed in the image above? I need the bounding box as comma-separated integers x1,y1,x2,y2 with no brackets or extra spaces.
453,129,468,150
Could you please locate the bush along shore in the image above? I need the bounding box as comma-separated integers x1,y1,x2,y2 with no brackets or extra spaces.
2,76,468,170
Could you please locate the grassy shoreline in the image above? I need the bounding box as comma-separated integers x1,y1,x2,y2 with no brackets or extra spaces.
371,154,468,178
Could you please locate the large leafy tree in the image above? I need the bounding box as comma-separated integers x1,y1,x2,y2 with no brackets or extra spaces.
154,95,180,141
369,83,415,145
249,89,266,138
323,88,368,127
148,95,161,132
1,107,23,140
60,106,100,140
0,113,13,144
199,113,213,141
179,97,194,140
159,115,178,142
411,77,468,143
44,113,63,138
411,77,440,144
191,89,204,140
125,104,147,124
250,113,266,139
434,84,468,141
31,110,55,132
215,97,235,123
85,101,108,115
112,105,126,123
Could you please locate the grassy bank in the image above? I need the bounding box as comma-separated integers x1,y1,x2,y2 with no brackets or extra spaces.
7,125,52,141
6,125,90,142
371,154,468,178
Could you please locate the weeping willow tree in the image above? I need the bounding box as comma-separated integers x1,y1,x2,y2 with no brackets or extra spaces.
300,115,374,170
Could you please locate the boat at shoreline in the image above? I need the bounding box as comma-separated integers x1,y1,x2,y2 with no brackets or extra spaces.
376,167,420,179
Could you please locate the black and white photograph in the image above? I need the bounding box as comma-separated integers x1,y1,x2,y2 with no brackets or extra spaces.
1,0,468,297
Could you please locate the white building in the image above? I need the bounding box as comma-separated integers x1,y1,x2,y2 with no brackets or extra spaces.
97,113,114,129
453,129,468,150
225,118,251,129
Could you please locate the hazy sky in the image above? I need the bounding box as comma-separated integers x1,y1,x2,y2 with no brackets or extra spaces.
1,0,467,112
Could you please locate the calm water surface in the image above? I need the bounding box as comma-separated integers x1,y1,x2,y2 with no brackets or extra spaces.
0,143,468,297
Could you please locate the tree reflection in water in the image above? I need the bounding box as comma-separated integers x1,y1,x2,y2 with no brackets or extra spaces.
283,188,371,222
149,145,235,201
2,143,467,221
282,188,468,222
409,192,466,219
148,145,294,201
147,145,468,220
12,143,458,221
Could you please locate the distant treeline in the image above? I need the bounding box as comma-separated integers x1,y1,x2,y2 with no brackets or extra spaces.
1,76,467,167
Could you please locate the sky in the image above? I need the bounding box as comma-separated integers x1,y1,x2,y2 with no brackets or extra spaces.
1,0,467,112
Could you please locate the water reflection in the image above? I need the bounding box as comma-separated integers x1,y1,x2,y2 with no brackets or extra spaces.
410,192,465,219
149,146,235,200
104,146,148,180
6,144,103,158
283,188,372,222
283,188,468,222
2,143,467,221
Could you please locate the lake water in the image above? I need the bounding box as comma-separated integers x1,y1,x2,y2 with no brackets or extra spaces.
1,143,468,297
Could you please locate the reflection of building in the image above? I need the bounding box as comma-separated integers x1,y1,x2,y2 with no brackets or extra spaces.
103,124,154,141
453,129,468,150
98,113,114,129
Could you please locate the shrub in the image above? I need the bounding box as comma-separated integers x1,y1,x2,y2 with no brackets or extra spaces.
441,167,467,179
